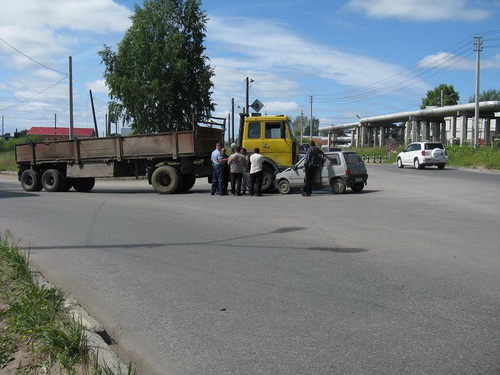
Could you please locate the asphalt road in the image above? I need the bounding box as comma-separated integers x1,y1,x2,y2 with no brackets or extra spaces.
1,165,499,375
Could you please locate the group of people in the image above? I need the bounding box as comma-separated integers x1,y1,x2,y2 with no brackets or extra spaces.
211,140,323,197
211,142,265,196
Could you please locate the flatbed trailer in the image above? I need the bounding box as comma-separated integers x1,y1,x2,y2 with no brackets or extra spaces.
15,117,225,194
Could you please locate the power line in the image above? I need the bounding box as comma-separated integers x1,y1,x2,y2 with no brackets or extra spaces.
0,38,68,76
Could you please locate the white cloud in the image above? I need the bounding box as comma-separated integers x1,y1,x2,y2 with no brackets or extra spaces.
344,0,489,22
419,52,500,70
207,16,428,103
85,80,109,95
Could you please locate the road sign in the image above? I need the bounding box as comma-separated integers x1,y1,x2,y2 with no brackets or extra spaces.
251,99,264,113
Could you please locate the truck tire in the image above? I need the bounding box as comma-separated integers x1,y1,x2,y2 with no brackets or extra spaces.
72,177,95,192
152,166,180,194
20,169,43,192
261,165,275,192
42,169,65,192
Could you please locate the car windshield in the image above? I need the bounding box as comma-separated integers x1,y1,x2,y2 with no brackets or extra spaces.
344,153,363,167
425,143,444,150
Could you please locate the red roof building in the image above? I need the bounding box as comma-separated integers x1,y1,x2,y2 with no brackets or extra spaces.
27,127,96,141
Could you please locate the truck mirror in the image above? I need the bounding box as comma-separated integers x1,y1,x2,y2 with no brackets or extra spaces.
280,121,286,139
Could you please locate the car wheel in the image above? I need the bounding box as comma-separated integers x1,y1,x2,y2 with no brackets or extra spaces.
330,178,346,194
414,158,423,169
277,179,291,194
397,158,404,168
437,163,445,170
351,183,364,193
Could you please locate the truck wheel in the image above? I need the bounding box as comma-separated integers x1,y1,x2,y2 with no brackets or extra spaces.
72,178,95,192
277,179,291,194
152,166,180,194
330,178,346,194
261,165,275,192
42,169,65,192
20,169,43,192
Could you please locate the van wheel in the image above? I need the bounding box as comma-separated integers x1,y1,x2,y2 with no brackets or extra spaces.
397,158,404,168
152,166,180,194
351,183,364,193
72,178,95,192
20,170,43,192
277,179,291,194
42,169,65,192
331,178,346,194
437,164,445,170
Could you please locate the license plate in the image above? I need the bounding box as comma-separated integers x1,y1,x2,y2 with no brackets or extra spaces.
355,177,364,182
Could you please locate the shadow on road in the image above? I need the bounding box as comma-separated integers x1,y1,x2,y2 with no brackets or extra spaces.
26,226,367,254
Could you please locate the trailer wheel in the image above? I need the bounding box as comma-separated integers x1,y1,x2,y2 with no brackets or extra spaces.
20,169,43,192
152,166,180,194
179,175,196,193
42,169,65,192
72,177,95,192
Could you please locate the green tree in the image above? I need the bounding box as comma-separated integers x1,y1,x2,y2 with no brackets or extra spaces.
292,116,319,139
469,89,500,102
99,0,215,133
420,83,460,109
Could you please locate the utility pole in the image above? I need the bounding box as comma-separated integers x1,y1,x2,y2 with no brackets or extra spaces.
473,35,483,149
68,56,74,140
309,95,314,142
1,115,4,137
300,110,304,144
54,113,57,141
245,77,254,115
231,98,235,145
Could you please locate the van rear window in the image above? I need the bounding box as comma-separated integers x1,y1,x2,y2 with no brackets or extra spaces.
344,153,363,166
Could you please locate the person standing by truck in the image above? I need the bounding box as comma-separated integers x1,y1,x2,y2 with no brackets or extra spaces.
211,142,224,195
227,146,246,196
241,148,250,194
302,140,324,197
249,148,264,196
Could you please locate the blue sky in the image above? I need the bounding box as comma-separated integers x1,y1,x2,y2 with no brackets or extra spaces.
1,0,499,137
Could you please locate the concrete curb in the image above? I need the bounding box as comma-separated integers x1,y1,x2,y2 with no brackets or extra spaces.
29,267,129,374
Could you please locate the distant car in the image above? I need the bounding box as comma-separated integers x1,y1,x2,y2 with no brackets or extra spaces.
397,142,448,169
275,151,368,194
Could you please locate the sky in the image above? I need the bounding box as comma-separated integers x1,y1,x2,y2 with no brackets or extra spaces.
1,0,500,137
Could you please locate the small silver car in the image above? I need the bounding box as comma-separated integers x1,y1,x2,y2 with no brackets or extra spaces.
397,142,448,169
275,151,368,194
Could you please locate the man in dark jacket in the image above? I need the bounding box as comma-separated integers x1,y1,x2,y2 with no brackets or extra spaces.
302,140,324,196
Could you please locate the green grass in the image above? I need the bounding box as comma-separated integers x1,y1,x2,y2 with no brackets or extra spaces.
350,145,500,170
0,150,17,171
0,232,136,374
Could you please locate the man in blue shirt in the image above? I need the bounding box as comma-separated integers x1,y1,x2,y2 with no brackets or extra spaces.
211,142,225,195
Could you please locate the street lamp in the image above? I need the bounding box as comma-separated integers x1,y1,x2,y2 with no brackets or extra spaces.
245,77,254,115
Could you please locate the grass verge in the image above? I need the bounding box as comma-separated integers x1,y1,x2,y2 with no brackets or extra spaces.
0,231,135,374
352,145,500,169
